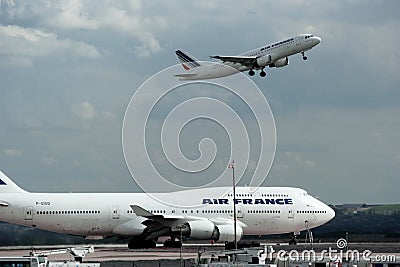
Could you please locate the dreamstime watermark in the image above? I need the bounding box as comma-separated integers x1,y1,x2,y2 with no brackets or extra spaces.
257,239,397,263
122,63,276,206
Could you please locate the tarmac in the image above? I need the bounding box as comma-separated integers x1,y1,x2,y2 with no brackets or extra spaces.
1,242,400,266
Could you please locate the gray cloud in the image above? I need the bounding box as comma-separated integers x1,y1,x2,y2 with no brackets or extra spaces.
2,148,23,157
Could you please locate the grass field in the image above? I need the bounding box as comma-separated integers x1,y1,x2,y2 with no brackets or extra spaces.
366,204,400,214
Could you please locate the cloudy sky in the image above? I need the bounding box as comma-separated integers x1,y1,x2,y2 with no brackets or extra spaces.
0,0,399,204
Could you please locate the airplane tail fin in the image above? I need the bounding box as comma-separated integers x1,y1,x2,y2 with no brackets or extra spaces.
175,50,202,70
0,171,28,193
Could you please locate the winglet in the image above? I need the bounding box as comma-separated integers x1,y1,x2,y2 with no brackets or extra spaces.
130,205,154,217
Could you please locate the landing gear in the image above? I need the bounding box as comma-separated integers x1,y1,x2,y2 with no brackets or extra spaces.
260,69,267,77
301,51,308,60
305,220,314,249
289,232,299,245
128,238,156,249
248,69,255,76
163,239,182,248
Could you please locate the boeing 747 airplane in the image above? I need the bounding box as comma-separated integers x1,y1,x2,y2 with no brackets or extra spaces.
175,34,321,80
0,171,334,248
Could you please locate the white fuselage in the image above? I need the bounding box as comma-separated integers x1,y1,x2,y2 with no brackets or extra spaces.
0,186,334,240
180,34,321,80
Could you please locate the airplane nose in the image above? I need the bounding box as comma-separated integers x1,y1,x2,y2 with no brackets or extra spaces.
327,206,335,221
314,36,321,44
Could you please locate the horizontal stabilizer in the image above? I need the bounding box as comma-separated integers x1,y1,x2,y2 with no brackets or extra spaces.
0,201,10,207
174,73,197,78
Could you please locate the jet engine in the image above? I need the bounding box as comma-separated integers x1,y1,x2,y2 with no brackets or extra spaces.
256,55,272,67
112,219,146,236
269,57,289,68
184,220,217,240
180,220,243,242
215,224,243,242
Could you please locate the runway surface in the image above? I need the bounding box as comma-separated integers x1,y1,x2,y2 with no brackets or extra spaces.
1,243,399,263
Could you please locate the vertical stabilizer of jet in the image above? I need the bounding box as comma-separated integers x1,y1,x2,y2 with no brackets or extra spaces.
175,50,202,70
0,171,28,193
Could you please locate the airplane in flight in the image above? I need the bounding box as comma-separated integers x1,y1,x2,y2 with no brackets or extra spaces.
175,33,321,80
0,170,334,248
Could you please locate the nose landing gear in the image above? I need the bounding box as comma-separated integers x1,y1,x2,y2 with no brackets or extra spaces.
163,238,182,248
305,220,314,249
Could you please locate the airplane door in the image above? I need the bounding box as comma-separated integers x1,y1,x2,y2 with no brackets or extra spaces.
111,205,120,219
24,206,33,220
288,207,294,219
236,204,244,219
295,37,301,46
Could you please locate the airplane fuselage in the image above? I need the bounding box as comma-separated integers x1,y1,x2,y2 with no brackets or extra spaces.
176,34,321,80
0,186,334,240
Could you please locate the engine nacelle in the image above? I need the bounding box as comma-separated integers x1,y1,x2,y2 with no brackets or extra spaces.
112,219,146,236
184,220,218,240
256,55,272,67
215,224,243,242
269,57,289,68
181,221,243,242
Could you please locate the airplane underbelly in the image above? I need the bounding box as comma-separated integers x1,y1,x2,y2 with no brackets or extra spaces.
80,219,101,234
203,66,239,79
262,218,279,234
0,206,9,218
0,207,30,226
246,217,279,235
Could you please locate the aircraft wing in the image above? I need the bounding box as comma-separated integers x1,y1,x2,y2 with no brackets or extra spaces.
131,205,188,240
131,205,185,223
130,205,239,241
210,55,257,67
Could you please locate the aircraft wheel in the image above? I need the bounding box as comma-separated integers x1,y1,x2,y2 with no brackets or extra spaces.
303,56,308,60
260,70,267,77
164,239,182,248
248,70,255,76
128,239,156,249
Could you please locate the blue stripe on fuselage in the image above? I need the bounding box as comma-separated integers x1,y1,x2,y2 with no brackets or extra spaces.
176,50,200,67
